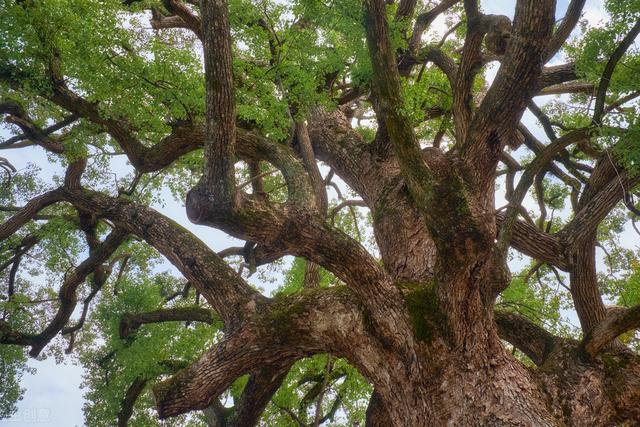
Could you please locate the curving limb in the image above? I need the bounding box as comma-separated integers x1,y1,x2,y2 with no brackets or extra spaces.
397,0,460,77
495,211,569,271
561,171,639,248
117,376,148,427
116,359,191,427
153,288,365,418
60,187,260,325
226,361,293,427
163,0,203,40
496,128,590,259
0,100,66,153
592,19,640,126
582,305,640,358
494,310,560,366
365,390,394,427
0,189,64,240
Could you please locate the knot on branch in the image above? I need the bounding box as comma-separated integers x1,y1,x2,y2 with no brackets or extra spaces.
119,314,138,339
0,100,25,117
185,184,234,225
482,15,512,56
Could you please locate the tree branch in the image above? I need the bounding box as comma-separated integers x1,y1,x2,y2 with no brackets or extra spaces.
497,128,589,260
0,189,64,240
545,0,586,61
227,362,293,427
153,288,363,418
363,0,484,266
495,211,569,270
1,228,128,357
537,62,579,89
117,376,148,427
365,390,394,426
0,100,67,153
61,188,260,324
199,0,237,205
592,19,640,126
119,307,217,339
494,310,560,366
536,82,594,96
398,0,460,76
561,171,639,248
582,305,640,357
163,0,203,40
463,0,556,195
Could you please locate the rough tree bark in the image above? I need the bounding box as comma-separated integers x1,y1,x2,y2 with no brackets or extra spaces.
2,0,640,425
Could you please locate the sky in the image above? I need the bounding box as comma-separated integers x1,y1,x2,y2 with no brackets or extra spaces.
0,0,624,426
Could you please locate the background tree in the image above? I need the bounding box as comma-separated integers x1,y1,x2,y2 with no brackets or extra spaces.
1,0,640,425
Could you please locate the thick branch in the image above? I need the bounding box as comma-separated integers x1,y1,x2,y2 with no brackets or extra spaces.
163,0,203,40
545,0,586,61
116,359,190,426
153,288,364,418
200,0,237,204
0,189,64,240
463,0,556,194
363,0,484,264
497,128,589,259
414,47,458,84
582,305,640,357
495,310,559,365
451,9,494,143
365,390,394,427
150,11,194,34
117,377,148,427
307,107,381,204
537,62,579,88
0,100,66,153
398,0,460,76
536,82,594,96
561,172,639,248
496,211,569,270
61,188,260,324
227,362,292,427
568,233,608,333
363,0,425,176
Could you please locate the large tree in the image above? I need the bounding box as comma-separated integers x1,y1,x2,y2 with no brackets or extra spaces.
1,0,640,424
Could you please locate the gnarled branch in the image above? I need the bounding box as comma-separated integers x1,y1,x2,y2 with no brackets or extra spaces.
153,288,363,418
61,188,260,324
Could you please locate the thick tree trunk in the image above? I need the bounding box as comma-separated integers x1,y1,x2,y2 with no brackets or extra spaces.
341,249,640,427
360,323,640,426
367,358,557,426
356,290,557,425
